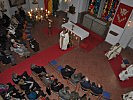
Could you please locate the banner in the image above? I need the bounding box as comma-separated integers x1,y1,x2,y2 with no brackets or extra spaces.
48,0,52,13
44,0,48,10
113,3,132,28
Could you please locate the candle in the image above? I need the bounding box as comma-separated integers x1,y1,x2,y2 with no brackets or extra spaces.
48,11,50,14
46,9,47,12
31,9,33,12
41,15,43,19
41,8,43,10
36,16,38,19
35,8,37,11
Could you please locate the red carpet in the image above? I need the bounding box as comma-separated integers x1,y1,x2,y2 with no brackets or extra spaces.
109,55,133,88
76,24,104,52
0,44,74,84
43,27,62,36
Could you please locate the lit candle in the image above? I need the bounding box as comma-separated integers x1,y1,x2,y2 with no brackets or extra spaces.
48,11,50,14
41,15,43,19
41,8,43,10
35,8,37,11
31,9,33,12
36,16,38,19
46,9,47,12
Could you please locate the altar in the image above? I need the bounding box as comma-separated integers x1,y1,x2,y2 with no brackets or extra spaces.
62,21,89,46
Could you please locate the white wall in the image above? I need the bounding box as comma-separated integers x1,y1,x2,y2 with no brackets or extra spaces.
128,37,133,49
105,24,124,45
0,0,11,17
78,0,89,13
58,0,70,11
66,0,89,23
120,0,133,7
119,10,133,48
105,0,133,49
2,0,44,18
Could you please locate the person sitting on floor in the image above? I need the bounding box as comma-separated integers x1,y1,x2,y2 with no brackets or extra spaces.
10,15,19,28
18,79,36,91
0,84,9,94
39,74,53,87
12,73,21,84
70,91,80,100
4,50,16,66
59,86,71,100
1,83,25,100
105,43,122,60
10,39,30,58
80,77,91,91
61,65,76,79
12,71,30,84
31,64,47,74
71,73,83,84
91,83,103,95
51,79,64,92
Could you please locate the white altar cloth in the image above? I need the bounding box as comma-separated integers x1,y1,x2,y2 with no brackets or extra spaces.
62,21,89,40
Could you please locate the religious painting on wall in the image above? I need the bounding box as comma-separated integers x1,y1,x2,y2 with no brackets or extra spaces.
113,3,132,28
101,0,119,22
8,0,26,7
88,0,101,15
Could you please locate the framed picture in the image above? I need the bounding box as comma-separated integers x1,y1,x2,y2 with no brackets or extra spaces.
8,0,26,7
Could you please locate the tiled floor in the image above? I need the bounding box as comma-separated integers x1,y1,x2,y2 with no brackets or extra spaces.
0,11,133,100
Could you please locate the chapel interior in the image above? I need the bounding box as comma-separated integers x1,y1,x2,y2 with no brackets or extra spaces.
0,0,133,100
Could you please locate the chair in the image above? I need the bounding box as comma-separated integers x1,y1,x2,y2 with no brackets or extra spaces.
102,91,111,100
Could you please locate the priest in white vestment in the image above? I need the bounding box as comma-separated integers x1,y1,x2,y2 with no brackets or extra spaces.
119,64,133,81
59,28,69,50
105,43,122,60
122,91,133,100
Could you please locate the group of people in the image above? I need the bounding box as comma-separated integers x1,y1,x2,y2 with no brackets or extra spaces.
31,64,91,100
0,7,40,66
60,65,103,96
0,83,25,99
11,71,49,100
